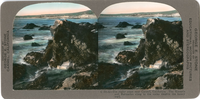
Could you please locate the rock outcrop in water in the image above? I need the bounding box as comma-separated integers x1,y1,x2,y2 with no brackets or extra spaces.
31,42,41,46
24,52,48,67
116,33,126,39
23,35,33,40
124,41,135,45
116,22,132,28
23,23,39,29
116,38,145,65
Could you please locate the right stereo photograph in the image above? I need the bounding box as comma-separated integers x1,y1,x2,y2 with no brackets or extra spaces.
98,2,183,89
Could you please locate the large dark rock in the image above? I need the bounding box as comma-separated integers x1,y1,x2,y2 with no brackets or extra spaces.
24,20,98,68
116,33,126,39
39,26,50,30
94,22,105,29
23,23,39,29
142,18,183,67
26,73,48,90
115,22,132,28
13,64,27,84
23,35,33,40
116,18,183,67
116,38,145,65
49,20,98,68
31,42,41,46
24,52,47,67
115,71,140,89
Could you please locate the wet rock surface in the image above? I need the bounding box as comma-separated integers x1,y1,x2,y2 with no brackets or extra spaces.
116,18,183,67
24,52,47,67
26,73,48,90
13,64,27,84
116,38,145,65
115,71,140,89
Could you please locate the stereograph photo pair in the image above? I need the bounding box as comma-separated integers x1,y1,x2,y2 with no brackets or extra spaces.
1,0,200,98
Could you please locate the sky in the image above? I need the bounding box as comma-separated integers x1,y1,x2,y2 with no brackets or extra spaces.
16,2,177,16
101,2,176,14
16,3,91,16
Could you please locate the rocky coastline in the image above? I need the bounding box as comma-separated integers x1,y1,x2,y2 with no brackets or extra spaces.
13,18,183,90
115,18,183,89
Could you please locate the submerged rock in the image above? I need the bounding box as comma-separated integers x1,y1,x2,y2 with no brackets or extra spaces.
23,35,33,40
132,24,142,29
142,18,183,67
31,42,41,46
116,33,126,39
115,22,132,27
115,71,140,89
124,41,135,45
23,23,39,29
26,73,48,90
39,26,50,30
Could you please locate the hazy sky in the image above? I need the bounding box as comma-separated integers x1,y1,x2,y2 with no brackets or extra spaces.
101,2,176,14
16,2,176,16
16,3,91,16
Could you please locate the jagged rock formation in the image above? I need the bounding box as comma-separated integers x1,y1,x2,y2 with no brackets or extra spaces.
23,23,39,29
24,20,98,69
115,18,183,89
116,18,183,67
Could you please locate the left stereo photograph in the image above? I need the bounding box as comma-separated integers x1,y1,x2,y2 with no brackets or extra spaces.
13,2,99,90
